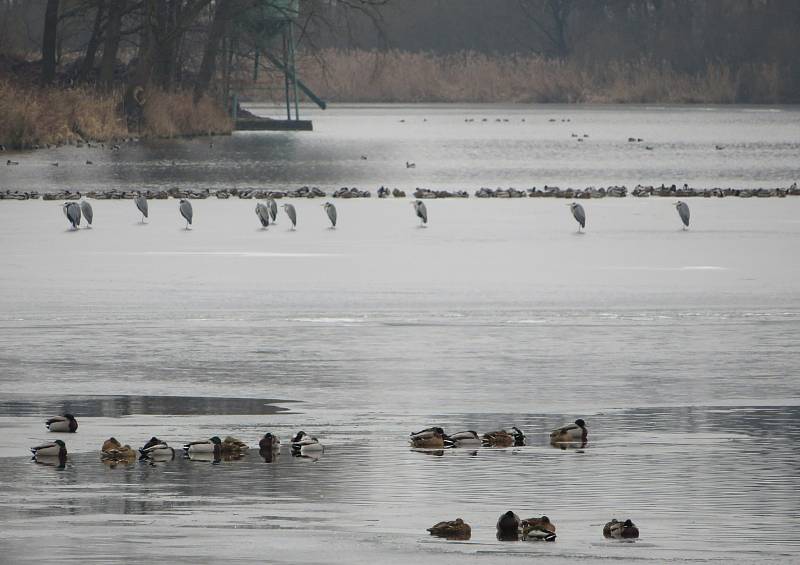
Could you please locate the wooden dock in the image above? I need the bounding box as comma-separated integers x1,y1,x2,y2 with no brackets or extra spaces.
235,118,312,131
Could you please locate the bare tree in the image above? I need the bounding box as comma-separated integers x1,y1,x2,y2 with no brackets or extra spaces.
41,0,60,85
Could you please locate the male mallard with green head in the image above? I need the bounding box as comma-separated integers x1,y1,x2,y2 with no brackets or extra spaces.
603,518,639,539
549,419,587,444
45,414,78,432
521,516,556,541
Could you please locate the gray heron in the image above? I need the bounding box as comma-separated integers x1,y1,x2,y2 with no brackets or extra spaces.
570,202,585,231
62,202,81,229
80,200,93,227
282,203,297,229
267,197,278,223
675,200,690,229
255,202,270,228
413,200,427,226
179,199,193,229
323,201,337,228
134,193,148,223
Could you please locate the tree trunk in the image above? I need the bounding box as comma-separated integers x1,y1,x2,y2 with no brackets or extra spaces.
79,0,106,83
40,0,59,86
100,0,124,90
194,0,235,103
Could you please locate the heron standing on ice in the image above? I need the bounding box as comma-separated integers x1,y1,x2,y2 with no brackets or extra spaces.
570,202,585,232
267,197,278,223
255,202,270,228
80,200,93,227
179,199,193,229
675,201,690,229
323,202,337,228
62,202,81,230
134,193,148,223
282,203,297,229
413,200,427,226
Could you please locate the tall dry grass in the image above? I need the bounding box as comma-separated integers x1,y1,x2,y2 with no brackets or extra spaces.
243,49,796,105
0,81,232,149
142,90,232,138
0,81,126,148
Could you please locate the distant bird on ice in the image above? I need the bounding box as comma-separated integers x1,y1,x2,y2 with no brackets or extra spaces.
282,203,297,229
134,193,148,223
570,202,586,232
675,200,690,229
179,199,193,229
80,200,93,227
267,197,278,223
255,202,270,228
63,202,81,229
323,201,337,228
406,161,416,169
413,200,427,226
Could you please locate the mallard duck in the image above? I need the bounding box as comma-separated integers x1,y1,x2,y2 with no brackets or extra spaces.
31,439,67,458
101,443,136,463
496,511,521,540
139,437,175,460
444,430,481,448
45,414,78,432
259,433,280,451
427,518,471,540
291,431,324,453
482,427,525,447
102,437,122,452
549,419,587,444
409,427,445,448
521,516,556,541
603,518,639,539
184,436,222,456
221,436,249,453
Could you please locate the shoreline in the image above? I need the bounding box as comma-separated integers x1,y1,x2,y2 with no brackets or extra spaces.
2,184,798,201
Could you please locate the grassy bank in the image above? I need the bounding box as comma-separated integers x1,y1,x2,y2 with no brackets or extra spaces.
0,81,232,150
254,49,794,105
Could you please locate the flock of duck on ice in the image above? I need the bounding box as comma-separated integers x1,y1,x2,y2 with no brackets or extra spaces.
58,192,694,231
31,414,638,542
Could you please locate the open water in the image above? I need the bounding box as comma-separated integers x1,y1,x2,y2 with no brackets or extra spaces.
0,104,798,563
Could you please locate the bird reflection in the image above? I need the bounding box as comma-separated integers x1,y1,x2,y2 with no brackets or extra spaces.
187,452,221,464
259,448,280,463
412,448,444,457
550,440,588,451
33,454,67,469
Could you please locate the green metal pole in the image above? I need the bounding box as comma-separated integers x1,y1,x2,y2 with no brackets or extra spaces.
282,28,290,120
288,21,300,120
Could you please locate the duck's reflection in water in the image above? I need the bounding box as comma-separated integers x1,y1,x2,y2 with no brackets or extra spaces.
259,448,280,463
187,452,221,464
33,454,67,469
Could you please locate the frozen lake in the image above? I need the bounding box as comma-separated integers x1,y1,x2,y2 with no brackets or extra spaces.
1,105,799,564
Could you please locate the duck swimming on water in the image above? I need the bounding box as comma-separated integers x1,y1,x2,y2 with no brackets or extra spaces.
46,414,78,432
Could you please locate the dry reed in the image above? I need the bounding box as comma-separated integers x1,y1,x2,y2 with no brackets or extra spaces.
0,81,232,149
241,49,796,105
